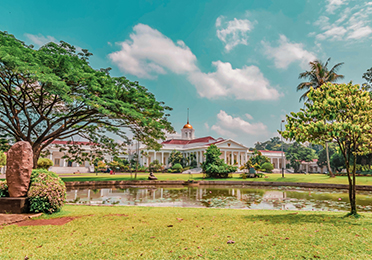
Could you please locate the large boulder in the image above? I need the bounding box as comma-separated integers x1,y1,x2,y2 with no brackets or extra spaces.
6,141,33,197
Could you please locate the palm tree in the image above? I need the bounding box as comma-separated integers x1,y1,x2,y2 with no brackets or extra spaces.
297,58,344,177
297,58,344,102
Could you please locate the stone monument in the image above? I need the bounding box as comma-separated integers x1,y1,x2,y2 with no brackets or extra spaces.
0,141,33,213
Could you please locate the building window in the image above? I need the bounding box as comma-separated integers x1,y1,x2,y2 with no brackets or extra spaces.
54,158,60,166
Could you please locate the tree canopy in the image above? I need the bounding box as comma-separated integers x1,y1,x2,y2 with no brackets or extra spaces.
201,144,237,178
281,82,372,216
285,142,316,173
0,31,173,167
296,58,344,102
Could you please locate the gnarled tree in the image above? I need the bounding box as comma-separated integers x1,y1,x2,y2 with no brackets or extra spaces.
0,31,173,168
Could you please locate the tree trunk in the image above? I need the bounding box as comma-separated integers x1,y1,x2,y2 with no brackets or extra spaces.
32,146,42,169
326,142,334,177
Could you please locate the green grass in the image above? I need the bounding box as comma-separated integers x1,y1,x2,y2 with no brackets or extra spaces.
1,205,372,259
55,173,372,186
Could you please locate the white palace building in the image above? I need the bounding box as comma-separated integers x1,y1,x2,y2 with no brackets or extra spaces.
129,120,287,170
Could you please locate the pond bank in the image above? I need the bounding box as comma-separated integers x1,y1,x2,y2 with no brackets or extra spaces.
64,179,372,191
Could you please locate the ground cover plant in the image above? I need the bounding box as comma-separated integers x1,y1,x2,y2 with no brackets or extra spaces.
1,205,372,259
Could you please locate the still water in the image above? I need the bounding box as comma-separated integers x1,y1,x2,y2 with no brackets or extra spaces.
66,185,372,212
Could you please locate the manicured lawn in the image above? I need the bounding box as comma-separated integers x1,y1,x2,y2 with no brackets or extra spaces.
57,173,372,186
1,205,372,259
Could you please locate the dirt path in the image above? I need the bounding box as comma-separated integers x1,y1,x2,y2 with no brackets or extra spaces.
0,213,42,225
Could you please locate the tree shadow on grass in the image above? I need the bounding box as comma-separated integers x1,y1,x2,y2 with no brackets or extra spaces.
243,212,369,226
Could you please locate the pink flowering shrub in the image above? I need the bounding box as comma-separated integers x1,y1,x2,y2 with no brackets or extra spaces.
0,180,8,197
27,169,66,214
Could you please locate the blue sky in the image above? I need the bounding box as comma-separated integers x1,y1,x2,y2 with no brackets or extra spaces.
1,0,372,147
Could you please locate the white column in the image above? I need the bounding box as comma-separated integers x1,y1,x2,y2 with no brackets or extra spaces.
49,152,53,160
161,152,164,165
238,152,241,166
154,151,157,162
224,151,227,164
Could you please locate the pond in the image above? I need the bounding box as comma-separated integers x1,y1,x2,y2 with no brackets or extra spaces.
66,185,372,212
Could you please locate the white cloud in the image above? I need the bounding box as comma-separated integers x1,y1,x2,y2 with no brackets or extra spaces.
313,2,372,41
187,61,281,100
211,110,269,138
204,122,210,130
109,23,282,101
216,16,254,52
263,35,316,69
109,24,198,79
24,33,57,47
245,113,254,120
326,0,347,13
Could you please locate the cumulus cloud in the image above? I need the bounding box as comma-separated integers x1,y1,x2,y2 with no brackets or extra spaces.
216,16,254,52
245,113,254,120
263,35,316,69
326,0,347,13
109,24,198,79
313,2,372,41
187,61,281,100
211,110,269,138
24,33,57,47
110,23,281,101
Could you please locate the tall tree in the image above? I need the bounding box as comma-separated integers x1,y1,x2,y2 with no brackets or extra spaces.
282,82,372,217
0,31,174,168
297,58,344,177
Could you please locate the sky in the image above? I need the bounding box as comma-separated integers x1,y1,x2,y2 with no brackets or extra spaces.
1,0,372,147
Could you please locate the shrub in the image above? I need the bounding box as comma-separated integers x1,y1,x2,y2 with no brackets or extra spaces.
202,145,237,178
27,169,66,214
149,160,162,172
172,163,183,173
167,168,173,173
190,160,198,168
0,180,8,197
37,158,54,169
261,162,274,173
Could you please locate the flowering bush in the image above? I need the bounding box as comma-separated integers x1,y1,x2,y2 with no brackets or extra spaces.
27,169,66,214
0,180,8,197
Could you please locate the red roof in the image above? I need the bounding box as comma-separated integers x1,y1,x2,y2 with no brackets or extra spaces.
258,150,285,154
162,136,217,145
51,140,97,146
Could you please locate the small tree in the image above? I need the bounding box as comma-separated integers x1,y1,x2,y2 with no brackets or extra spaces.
249,150,270,166
0,152,6,167
261,162,274,173
202,144,237,178
330,153,346,173
286,142,317,172
281,82,372,217
168,150,185,167
37,158,54,169
149,159,162,172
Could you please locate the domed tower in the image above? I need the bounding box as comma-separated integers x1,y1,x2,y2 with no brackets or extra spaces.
181,109,195,140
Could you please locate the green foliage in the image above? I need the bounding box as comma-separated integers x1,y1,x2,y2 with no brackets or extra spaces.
27,169,66,214
37,158,54,169
297,58,344,101
171,163,183,173
168,150,185,167
0,31,173,166
317,145,336,168
0,180,8,197
261,162,274,173
254,137,290,152
0,151,6,167
190,160,197,168
286,142,317,172
149,159,162,172
249,150,270,166
331,153,346,172
202,144,237,178
282,82,372,215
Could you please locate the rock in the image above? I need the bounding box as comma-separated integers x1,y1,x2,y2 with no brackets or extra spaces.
6,141,33,197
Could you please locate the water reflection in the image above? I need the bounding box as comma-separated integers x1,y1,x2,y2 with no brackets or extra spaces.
66,185,372,212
